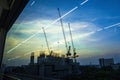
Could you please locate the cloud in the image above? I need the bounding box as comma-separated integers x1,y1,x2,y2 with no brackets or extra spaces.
5,19,100,57
9,19,99,37
5,18,120,65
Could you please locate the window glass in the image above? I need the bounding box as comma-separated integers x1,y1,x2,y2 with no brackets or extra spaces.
2,0,120,79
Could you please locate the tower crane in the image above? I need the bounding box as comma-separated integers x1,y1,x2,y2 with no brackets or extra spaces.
68,23,79,62
42,27,51,55
57,8,71,57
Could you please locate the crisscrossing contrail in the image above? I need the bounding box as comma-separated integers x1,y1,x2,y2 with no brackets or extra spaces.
7,0,89,54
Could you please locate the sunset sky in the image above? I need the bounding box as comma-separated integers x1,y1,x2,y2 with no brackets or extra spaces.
3,0,120,66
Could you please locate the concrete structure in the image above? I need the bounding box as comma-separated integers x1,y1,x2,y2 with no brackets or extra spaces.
99,58,114,67
37,52,46,64
30,52,34,65
37,52,76,78
21,52,80,79
111,64,120,70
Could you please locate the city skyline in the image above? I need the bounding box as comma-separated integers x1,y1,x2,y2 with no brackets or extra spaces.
3,0,120,66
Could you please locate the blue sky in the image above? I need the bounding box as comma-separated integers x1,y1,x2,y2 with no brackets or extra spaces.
3,0,120,66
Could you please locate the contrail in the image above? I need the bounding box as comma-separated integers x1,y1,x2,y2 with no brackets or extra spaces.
7,22,120,61
96,28,103,32
7,6,78,54
50,6,78,26
103,23,120,30
51,22,120,48
7,56,21,61
6,0,120,61
7,31,41,54
80,0,89,5
7,0,88,54
30,1,36,6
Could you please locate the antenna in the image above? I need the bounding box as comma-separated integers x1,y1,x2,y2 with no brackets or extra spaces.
42,27,51,55
57,8,68,52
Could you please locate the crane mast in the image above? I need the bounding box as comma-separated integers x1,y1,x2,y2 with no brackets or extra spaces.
68,23,77,62
57,8,68,52
67,46,71,57
68,23,74,53
42,27,51,55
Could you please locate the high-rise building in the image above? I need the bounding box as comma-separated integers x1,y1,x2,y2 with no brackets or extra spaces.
30,52,34,65
37,52,45,64
99,58,114,67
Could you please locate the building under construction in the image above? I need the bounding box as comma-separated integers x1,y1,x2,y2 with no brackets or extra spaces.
21,51,80,79
4,8,81,79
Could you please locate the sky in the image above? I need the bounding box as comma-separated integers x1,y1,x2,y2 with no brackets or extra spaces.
2,0,120,66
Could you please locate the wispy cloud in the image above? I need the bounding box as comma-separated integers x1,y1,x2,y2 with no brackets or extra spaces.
5,18,100,61
5,15,120,62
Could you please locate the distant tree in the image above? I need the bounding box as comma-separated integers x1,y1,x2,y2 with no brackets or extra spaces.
61,74,80,80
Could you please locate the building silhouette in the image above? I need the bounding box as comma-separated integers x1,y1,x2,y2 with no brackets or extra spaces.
21,51,80,79
30,52,34,65
99,58,114,67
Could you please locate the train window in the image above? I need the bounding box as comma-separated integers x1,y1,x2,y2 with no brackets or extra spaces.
2,0,120,80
